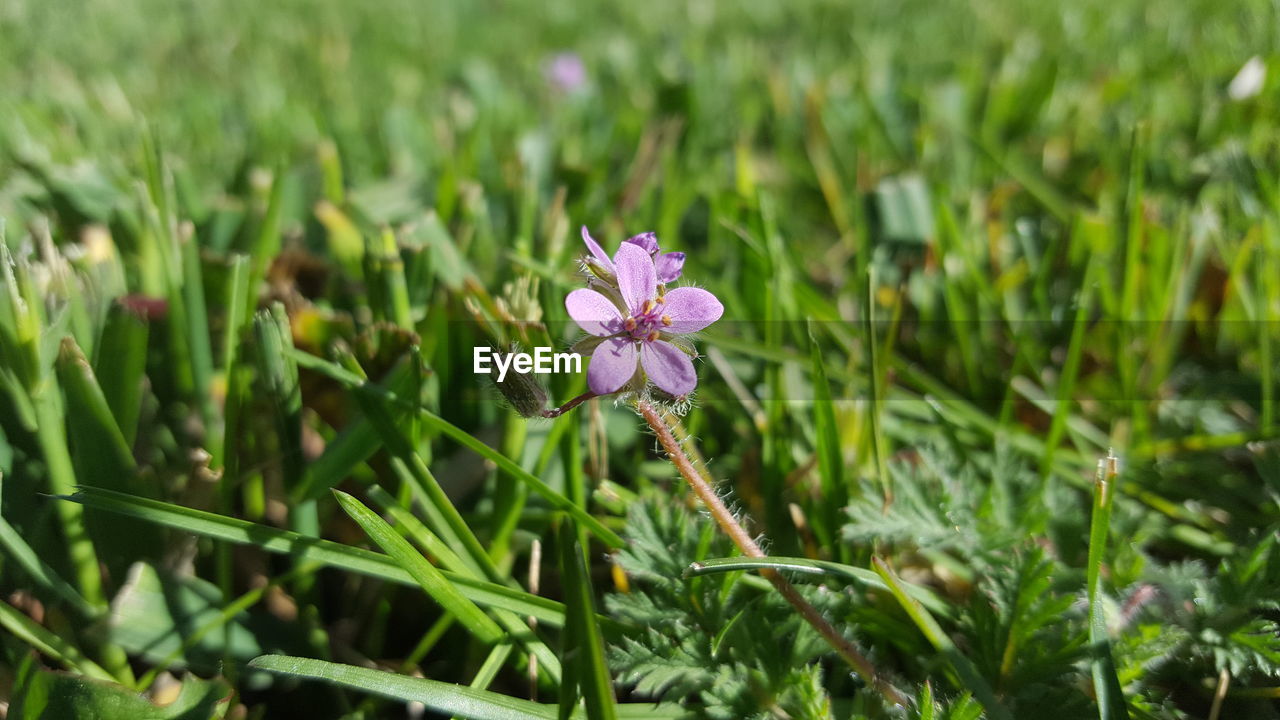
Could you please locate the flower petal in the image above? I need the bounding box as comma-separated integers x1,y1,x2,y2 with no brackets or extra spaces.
624,232,659,255
641,340,697,395
658,286,723,334
613,241,656,315
565,288,623,337
580,226,614,272
588,337,639,395
654,251,685,284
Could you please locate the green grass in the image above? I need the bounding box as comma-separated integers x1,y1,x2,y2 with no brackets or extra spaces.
2,0,1280,718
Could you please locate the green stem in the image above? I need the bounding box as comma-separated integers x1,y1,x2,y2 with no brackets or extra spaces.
1087,451,1129,719
32,392,103,605
33,389,135,684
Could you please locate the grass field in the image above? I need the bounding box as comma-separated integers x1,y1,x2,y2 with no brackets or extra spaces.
2,0,1280,718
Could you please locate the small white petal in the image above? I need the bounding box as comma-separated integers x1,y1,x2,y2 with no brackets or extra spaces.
1229,56,1266,101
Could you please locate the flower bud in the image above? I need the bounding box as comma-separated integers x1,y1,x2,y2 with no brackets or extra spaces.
485,347,549,418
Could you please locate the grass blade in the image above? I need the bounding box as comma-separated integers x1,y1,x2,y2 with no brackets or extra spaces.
247,656,682,720
420,404,624,547
59,486,576,628
213,253,251,471
333,489,505,645
91,302,148,446
32,377,104,606
343,358,502,582
366,485,472,575
249,654,555,720
288,347,624,548
808,322,844,541
1087,453,1130,720
1039,255,1100,477
557,521,618,720
864,269,891,503
466,643,515,691
292,360,416,503
0,502,96,618
0,601,115,682
871,557,1012,720
365,485,564,684
252,303,313,535
55,338,159,515
685,556,952,619
180,225,215,434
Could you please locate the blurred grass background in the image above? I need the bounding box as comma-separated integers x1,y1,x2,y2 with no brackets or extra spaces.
2,0,1280,718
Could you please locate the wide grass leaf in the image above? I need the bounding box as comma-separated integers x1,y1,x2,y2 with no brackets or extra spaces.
108,561,308,673
10,658,230,720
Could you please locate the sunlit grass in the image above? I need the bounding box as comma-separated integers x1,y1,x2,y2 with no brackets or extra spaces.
2,0,1280,718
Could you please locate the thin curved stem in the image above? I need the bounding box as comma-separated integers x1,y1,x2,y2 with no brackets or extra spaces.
635,399,907,708
541,391,597,419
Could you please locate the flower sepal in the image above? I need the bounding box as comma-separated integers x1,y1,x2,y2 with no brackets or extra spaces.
659,333,699,359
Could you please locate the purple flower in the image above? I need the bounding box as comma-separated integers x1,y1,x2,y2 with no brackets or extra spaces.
624,232,659,254
580,226,685,284
545,52,587,93
565,242,722,397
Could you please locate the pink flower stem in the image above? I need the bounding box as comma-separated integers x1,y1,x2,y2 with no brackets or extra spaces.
541,391,598,419
636,398,906,708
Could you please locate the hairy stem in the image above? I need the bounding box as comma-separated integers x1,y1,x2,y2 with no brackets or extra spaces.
635,399,906,708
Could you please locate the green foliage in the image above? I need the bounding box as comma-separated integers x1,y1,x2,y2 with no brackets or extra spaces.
10,656,230,720
107,561,308,673
844,449,1095,716
844,444,1086,560
607,501,844,719
1193,535,1280,677
1125,534,1280,686
245,655,684,720
1,0,1278,717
